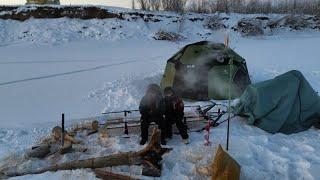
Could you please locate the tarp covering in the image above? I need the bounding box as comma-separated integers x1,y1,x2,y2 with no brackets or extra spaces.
233,70,320,134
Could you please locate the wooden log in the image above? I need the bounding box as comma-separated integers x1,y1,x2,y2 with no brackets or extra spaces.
94,168,140,180
3,128,171,178
26,144,51,159
59,142,73,155
71,120,100,133
141,165,161,177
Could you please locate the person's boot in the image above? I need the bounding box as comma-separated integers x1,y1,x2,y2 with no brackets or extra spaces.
161,139,166,145
314,119,320,129
166,123,173,139
182,138,189,145
140,139,147,145
166,133,173,139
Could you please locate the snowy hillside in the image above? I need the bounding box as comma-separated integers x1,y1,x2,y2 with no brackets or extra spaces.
0,5,320,180
0,6,319,44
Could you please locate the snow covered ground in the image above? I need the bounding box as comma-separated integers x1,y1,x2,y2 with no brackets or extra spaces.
0,7,320,180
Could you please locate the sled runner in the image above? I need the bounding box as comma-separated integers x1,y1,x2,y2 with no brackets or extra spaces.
99,101,228,138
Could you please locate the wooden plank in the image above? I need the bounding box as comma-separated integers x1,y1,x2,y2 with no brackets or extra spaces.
94,169,140,180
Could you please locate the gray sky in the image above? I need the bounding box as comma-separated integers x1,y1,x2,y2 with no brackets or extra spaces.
0,0,131,7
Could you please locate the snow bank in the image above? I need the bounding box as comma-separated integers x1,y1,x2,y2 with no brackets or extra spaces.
0,6,319,44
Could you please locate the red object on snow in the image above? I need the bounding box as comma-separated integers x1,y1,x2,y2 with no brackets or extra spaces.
204,121,212,146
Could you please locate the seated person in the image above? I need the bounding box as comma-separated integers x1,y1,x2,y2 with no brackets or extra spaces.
164,87,189,144
139,84,166,145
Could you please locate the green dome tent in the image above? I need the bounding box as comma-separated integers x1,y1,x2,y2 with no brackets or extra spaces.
160,41,251,100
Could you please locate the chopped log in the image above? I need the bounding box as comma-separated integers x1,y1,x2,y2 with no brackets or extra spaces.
94,168,140,180
71,120,100,133
197,144,241,180
3,128,171,178
59,142,73,155
141,165,161,177
26,145,51,159
98,129,109,143
51,126,82,144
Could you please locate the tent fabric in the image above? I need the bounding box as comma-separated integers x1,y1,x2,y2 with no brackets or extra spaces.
233,70,320,134
160,41,251,100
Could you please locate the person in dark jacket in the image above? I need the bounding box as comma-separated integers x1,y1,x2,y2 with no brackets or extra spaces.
164,87,189,144
139,84,166,145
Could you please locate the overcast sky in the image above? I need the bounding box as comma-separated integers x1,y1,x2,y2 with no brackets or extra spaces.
0,0,131,7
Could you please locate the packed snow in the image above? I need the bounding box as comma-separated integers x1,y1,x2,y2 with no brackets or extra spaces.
0,6,320,180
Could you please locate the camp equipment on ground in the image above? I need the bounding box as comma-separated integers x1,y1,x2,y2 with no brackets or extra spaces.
197,144,241,180
194,102,227,132
160,41,251,100
204,121,212,146
212,145,240,180
100,102,228,137
122,111,130,138
233,70,320,134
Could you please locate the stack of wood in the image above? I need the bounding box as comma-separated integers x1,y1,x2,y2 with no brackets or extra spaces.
2,128,172,179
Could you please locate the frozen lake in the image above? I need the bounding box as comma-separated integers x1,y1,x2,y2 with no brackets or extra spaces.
0,35,320,128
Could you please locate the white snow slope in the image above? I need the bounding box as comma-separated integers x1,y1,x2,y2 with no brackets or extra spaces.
0,6,320,180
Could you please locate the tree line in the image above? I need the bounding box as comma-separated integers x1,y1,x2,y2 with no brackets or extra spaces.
132,0,320,15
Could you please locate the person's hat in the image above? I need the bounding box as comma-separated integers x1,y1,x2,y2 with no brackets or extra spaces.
164,86,175,96
147,84,161,94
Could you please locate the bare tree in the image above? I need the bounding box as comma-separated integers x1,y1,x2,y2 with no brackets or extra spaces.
132,0,136,10
149,0,161,11
137,0,149,10
187,0,212,13
229,0,244,13
216,0,229,13
140,0,320,15
262,0,272,14
162,0,186,12
317,0,320,15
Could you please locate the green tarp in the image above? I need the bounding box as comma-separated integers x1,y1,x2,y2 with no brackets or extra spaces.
233,70,320,134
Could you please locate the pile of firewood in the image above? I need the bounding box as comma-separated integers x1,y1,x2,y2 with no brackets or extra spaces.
1,128,172,179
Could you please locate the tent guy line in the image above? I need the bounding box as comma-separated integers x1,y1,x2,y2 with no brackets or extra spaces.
0,56,164,87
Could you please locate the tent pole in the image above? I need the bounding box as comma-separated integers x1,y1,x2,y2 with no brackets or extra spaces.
227,57,233,151
61,113,65,147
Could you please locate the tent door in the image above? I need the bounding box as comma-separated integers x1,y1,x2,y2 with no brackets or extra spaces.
173,62,209,100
